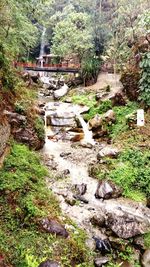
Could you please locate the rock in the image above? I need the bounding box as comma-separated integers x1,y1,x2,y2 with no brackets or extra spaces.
105,202,150,239
50,117,76,127
73,195,89,204
109,236,129,252
95,92,109,101
110,92,126,106
63,169,70,175
74,183,87,195
13,127,44,150
60,152,71,158
94,256,109,267
38,259,60,267
4,110,27,126
93,237,111,254
95,180,123,199
90,215,105,227
147,198,150,208
117,260,134,267
70,133,84,142
65,194,76,206
141,249,150,267
103,110,116,124
41,218,69,238
54,84,69,99
97,146,120,159
89,114,103,129
133,236,146,250
0,122,11,157
38,101,46,108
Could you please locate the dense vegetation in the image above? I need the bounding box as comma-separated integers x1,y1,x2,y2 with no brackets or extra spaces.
0,143,92,266
0,0,150,266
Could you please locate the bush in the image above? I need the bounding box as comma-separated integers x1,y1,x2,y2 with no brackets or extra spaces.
34,116,45,141
139,52,150,106
81,56,101,86
109,148,150,201
120,69,140,101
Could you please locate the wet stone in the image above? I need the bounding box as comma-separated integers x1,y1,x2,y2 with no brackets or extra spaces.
93,237,111,255
94,256,109,267
41,218,69,238
90,215,105,228
141,249,150,267
38,259,60,267
73,195,89,204
95,180,123,200
74,183,87,195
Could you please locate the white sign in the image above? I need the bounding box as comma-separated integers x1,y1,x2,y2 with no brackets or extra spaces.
137,109,145,126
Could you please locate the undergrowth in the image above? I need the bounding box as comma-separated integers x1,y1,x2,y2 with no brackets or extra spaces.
95,148,150,202
0,143,92,266
108,102,138,140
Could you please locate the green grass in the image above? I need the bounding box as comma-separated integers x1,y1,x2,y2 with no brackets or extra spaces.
0,143,93,266
91,147,150,202
108,101,138,140
71,93,97,108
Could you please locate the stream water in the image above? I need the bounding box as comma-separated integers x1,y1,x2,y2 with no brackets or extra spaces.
39,74,150,258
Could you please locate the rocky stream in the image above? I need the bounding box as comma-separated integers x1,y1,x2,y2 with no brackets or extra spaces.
37,73,150,267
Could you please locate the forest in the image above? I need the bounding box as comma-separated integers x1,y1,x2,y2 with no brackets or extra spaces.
0,0,150,267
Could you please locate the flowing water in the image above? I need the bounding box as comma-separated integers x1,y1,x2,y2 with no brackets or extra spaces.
40,74,150,251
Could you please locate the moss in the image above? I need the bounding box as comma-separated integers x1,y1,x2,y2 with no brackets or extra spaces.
34,116,45,141
0,143,92,266
144,232,150,248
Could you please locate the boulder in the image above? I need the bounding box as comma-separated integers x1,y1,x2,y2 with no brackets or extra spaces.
95,180,123,199
90,215,105,227
0,122,11,157
103,110,116,124
97,146,120,159
41,218,69,238
65,194,76,206
94,256,109,267
93,237,111,255
73,195,89,204
38,259,60,267
13,127,44,150
4,110,27,126
54,84,69,99
110,92,126,106
74,183,87,195
104,201,150,239
89,114,103,129
133,236,146,250
141,249,150,267
50,117,76,127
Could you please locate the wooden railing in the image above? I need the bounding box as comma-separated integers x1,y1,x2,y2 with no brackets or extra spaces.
14,62,81,69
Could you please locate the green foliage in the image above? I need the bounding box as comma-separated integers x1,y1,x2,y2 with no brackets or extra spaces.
84,100,112,121
139,52,150,106
81,56,101,85
0,143,92,266
71,93,97,108
144,232,150,248
109,102,138,139
34,116,45,141
109,148,150,201
52,8,93,59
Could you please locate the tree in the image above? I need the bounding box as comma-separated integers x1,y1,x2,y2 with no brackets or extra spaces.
51,6,93,60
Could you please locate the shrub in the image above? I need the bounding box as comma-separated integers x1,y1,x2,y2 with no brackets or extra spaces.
81,56,101,86
34,116,45,141
139,52,150,106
